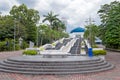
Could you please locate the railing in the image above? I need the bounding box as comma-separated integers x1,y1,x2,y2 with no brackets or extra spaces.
60,38,77,52
84,40,93,57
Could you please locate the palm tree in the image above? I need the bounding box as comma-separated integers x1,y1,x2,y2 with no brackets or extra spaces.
52,20,66,31
42,11,59,29
84,24,98,46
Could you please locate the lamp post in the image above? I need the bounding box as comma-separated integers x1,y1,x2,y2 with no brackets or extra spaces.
85,17,95,57
14,20,16,51
36,26,39,47
36,21,40,47
18,16,21,37
85,17,95,45
39,30,45,46
39,30,43,46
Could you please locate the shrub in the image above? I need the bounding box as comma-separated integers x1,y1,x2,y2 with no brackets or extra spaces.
92,45,98,48
0,41,6,51
81,41,85,46
0,39,21,51
39,47,45,51
15,44,20,50
52,43,56,46
23,50,37,55
21,41,29,49
93,50,106,56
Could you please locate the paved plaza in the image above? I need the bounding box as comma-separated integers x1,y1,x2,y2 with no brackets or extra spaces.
0,50,119,80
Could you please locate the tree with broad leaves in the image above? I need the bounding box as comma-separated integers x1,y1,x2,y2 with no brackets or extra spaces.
98,1,120,49
84,24,98,46
10,4,40,42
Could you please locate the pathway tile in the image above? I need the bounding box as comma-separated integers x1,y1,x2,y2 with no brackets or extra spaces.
0,50,120,80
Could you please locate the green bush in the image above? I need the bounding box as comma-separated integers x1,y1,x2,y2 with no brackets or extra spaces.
93,50,106,56
15,44,20,50
52,43,56,46
0,40,21,51
0,41,6,51
23,50,37,55
92,45,98,48
81,41,85,46
21,41,29,49
39,47,45,51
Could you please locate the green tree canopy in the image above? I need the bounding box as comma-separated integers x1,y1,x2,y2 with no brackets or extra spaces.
37,24,68,46
42,11,66,31
43,11,59,28
10,4,40,42
84,24,98,46
0,16,14,40
52,20,66,31
98,1,120,49
0,4,68,49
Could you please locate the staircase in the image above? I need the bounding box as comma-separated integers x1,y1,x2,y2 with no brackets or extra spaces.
69,38,81,54
0,56,114,75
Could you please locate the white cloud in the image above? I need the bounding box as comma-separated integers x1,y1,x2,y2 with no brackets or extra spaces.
0,0,120,32
0,0,19,15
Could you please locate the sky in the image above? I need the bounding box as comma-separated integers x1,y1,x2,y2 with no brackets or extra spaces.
0,0,120,32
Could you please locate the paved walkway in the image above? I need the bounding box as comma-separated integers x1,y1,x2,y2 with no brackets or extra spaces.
0,50,120,80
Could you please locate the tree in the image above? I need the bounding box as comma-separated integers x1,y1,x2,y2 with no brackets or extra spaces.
42,11,59,28
0,16,14,40
10,4,40,42
98,1,120,49
37,24,51,46
37,24,68,46
0,15,26,40
43,11,66,32
42,11,67,43
52,20,66,31
84,24,98,46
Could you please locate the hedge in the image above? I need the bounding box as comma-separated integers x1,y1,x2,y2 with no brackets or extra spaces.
23,50,37,55
93,50,106,56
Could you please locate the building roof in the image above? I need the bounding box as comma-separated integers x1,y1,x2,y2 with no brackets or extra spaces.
70,27,85,33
